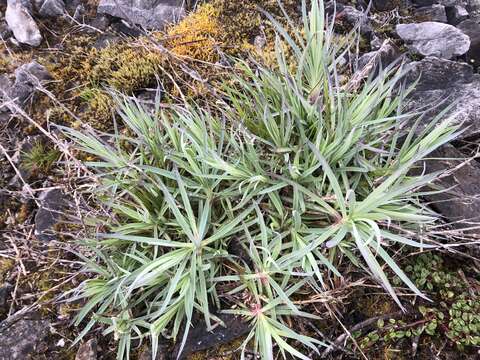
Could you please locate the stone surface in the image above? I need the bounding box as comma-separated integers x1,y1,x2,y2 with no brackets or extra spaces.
446,4,469,24
88,14,111,32
37,0,65,17
373,0,400,11
0,21,12,40
396,22,470,59
406,57,480,139
111,19,143,36
5,0,42,46
352,40,402,89
413,0,437,6
75,339,97,360
1,61,51,112
14,61,51,84
72,4,85,21
0,319,50,359
34,188,66,241
172,314,250,358
0,283,12,312
457,19,480,63
0,74,12,98
417,5,448,22
340,5,372,35
413,0,459,5
422,145,480,229
467,0,480,20
97,0,185,30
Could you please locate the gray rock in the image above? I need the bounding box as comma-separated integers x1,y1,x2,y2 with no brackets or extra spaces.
88,14,111,32
111,19,143,36
97,0,185,30
414,0,460,5
356,40,402,73
341,6,373,35
37,0,65,17
73,4,85,21
35,188,66,241
467,0,480,20
370,35,383,50
172,314,250,358
0,62,49,112
75,339,97,360
0,283,13,312
373,0,400,11
446,5,469,24
417,5,448,22
0,21,13,40
0,319,50,359
14,61,51,84
440,0,465,5
457,19,480,63
396,22,470,59
0,75,12,98
422,145,480,230
349,40,402,91
413,0,437,6
406,57,480,139
5,0,42,46
1,61,51,112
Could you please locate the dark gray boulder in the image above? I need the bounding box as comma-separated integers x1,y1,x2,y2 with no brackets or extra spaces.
97,0,185,30
34,188,66,241
406,57,480,139
417,5,448,22
0,283,12,313
0,21,12,40
0,319,50,359
340,5,373,35
0,61,51,112
467,0,480,20
372,0,400,11
39,0,65,17
396,22,470,59
457,19,480,63
172,314,250,358
352,40,402,88
422,145,480,229
445,4,469,25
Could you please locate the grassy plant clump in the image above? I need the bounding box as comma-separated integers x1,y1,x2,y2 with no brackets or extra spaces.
63,2,460,359
21,139,61,173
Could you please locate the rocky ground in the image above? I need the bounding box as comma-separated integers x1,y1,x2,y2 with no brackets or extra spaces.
1,0,480,359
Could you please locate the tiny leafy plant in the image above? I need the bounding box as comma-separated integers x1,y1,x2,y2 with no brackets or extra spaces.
21,140,60,173
62,1,460,359
359,253,480,352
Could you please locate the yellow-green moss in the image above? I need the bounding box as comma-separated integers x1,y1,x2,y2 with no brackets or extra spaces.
0,258,14,283
165,3,221,62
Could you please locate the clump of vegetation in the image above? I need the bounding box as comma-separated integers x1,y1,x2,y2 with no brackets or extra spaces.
213,0,301,52
21,140,61,173
165,3,222,62
82,43,165,93
359,253,480,352
62,2,460,359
